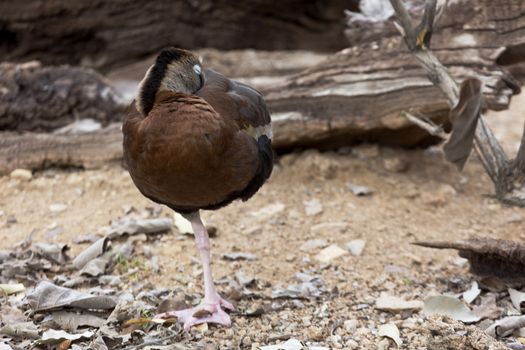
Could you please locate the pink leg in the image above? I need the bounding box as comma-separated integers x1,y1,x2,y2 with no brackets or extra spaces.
155,211,233,330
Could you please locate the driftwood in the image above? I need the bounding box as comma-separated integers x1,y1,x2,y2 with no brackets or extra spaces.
0,0,352,71
414,238,525,282
0,61,125,132
388,0,525,206
0,125,123,172
265,40,518,151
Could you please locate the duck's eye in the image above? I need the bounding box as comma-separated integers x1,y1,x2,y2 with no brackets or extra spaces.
193,64,202,75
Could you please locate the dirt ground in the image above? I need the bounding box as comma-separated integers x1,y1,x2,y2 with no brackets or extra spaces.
1,92,524,348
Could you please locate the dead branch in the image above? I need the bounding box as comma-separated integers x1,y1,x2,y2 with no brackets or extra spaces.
388,0,525,204
402,113,445,138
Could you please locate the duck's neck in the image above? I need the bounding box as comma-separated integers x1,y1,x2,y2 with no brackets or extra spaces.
135,65,165,117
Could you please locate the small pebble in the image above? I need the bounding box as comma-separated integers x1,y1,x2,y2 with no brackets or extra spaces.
10,168,32,181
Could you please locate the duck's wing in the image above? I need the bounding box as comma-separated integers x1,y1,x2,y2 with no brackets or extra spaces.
196,69,274,203
196,69,272,141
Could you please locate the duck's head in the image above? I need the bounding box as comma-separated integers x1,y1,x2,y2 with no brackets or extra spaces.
136,47,203,116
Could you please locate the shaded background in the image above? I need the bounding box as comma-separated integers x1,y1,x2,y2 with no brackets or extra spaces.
0,0,359,71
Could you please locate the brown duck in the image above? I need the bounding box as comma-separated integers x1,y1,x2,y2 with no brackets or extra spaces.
123,47,273,330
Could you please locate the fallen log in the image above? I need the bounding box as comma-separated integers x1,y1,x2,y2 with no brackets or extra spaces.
0,61,126,132
0,0,352,71
0,124,123,173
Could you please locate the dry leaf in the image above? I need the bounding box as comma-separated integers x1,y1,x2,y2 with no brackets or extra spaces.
0,322,40,339
472,293,502,320
32,242,69,264
104,217,173,238
378,323,402,347
0,343,13,350
26,281,117,311
49,311,107,331
509,288,525,313
443,78,482,170
260,338,328,350
375,293,423,312
72,237,109,270
462,281,481,304
37,329,94,345
423,295,480,323
173,213,194,234
0,283,25,295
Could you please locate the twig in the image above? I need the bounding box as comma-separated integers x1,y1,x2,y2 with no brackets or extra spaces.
403,112,445,138
389,0,510,194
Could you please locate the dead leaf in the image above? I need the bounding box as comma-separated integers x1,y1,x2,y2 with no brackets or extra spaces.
443,77,482,170
72,237,109,270
423,295,480,323
26,281,117,311
48,311,107,331
375,293,423,312
32,242,69,264
0,342,13,350
104,217,173,238
378,323,403,347
0,283,25,295
462,281,481,304
36,329,94,345
0,321,40,339
79,253,112,277
260,338,329,350
472,293,502,320
173,213,194,235
509,288,525,313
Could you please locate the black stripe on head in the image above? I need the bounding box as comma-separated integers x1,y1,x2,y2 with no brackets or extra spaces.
140,47,185,115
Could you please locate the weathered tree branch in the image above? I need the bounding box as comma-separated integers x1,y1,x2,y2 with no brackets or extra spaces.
389,0,521,202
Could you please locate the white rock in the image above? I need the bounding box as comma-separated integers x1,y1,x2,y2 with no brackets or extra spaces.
10,168,32,181
344,319,358,332
378,323,402,347
250,202,285,220
49,203,67,213
300,239,328,252
315,244,348,263
310,222,347,235
347,239,366,256
304,199,323,216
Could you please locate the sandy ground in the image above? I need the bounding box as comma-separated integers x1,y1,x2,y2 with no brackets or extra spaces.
1,92,524,349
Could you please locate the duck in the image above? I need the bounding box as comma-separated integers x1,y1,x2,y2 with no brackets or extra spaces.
122,47,274,330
